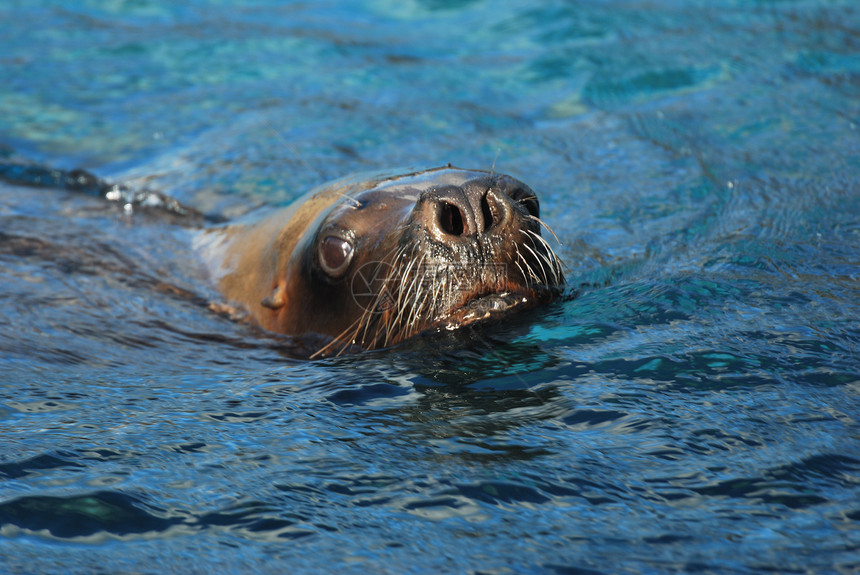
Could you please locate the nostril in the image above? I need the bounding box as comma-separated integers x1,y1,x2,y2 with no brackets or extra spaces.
439,201,465,236
508,186,540,218
481,194,493,231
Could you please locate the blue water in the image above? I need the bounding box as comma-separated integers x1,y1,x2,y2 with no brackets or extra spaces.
1,0,859,573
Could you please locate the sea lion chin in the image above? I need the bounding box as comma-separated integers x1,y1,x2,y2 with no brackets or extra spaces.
199,166,565,357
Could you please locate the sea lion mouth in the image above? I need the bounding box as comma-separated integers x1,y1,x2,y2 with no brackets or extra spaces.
433,288,553,332
311,252,563,357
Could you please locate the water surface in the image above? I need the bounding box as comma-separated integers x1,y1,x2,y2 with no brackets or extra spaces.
1,1,859,573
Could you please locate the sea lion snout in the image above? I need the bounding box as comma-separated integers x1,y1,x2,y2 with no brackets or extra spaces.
418,176,538,244
208,167,562,356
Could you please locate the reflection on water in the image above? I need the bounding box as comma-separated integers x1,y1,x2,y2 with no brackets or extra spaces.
1,0,860,573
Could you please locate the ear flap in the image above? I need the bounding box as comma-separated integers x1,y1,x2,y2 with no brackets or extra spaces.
260,284,286,310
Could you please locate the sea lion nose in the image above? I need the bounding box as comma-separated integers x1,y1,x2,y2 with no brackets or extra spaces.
422,182,513,240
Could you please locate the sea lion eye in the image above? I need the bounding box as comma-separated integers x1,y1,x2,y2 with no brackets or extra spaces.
319,235,354,278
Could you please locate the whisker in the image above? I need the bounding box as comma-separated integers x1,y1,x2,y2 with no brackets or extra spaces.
366,244,409,348
431,264,447,318
513,257,530,286
388,251,426,345
525,229,565,285
310,316,363,359
520,240,551,285
527,214,562,246
490,149,501,177
515,243,542,285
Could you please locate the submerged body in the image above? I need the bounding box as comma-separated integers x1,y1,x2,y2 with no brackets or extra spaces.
199,167,564,356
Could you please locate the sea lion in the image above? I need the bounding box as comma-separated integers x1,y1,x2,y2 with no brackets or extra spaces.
198,166,564,356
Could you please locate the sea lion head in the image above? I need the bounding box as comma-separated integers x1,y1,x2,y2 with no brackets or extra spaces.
250,167,564,356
